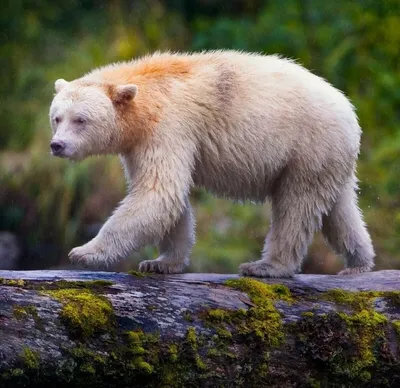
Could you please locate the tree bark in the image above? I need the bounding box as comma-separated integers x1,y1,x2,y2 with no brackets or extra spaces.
0,269,400,388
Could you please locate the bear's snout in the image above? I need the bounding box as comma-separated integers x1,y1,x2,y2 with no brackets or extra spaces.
50,140,66,156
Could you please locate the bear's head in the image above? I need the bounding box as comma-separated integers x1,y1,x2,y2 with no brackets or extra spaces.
49,79,138,160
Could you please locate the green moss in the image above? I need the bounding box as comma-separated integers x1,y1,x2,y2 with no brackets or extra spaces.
178,278,294,384
13,305,37,320
2,275,399,387
128,270,151,278
297,309,389,385
340,310,387,372
207,347,236,360
307,377,321,388
385,291,400,308
323,289,380,311
293,287,400,386
185,327,198,351
79,363,96,374
393,320,400,348
212,278,292,347
136,360,154,374
216,327,232,339
194,355,206,371
68,345,107,365
206,308,246,324
188,328,207,370
13,305,43,330
183,327,207,371
206,348,219,358
393,320,400,337
179,278,292,384
2,278,113,292
60,279,112,287
205,308,227,322
324,289,400,312
10,368,24,377
168,344,179,362
44,279,113,291
182,310,194,322
225,278,292,303
126,331,147,355
65,345,107,379
123,330,161,375
0,278,25,287
20,347,40,370
46,288,114,338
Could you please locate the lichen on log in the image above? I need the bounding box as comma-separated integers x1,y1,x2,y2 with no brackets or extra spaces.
0,270,400,387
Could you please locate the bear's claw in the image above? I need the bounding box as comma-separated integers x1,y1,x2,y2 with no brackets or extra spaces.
68,242,110,268
138,256,187,274
337,266,372,275
239,260,294,278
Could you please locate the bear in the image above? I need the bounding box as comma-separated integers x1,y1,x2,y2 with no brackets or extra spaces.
49,50,375,277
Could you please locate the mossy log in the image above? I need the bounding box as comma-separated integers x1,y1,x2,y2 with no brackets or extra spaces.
1,270,400,388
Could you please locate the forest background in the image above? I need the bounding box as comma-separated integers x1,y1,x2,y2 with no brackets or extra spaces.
1,0,399,274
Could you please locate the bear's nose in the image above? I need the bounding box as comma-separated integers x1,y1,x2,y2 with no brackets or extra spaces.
50,140,66,155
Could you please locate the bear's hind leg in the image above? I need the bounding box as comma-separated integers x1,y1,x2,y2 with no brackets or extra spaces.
239,177,326,278
138,198,195,274
322,180,375,275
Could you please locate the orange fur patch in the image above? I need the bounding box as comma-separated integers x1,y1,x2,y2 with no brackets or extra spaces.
98,56,192,85
101,83,161,151
80,56,196,151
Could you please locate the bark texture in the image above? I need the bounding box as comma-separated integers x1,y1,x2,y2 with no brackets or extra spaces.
0,270,400,388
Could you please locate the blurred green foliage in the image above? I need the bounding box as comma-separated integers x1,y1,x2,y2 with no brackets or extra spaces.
0,0,399,272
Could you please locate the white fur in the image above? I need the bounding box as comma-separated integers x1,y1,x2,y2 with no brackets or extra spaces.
49,50,375,277
55,78,69,93
115,84,138,100
50,85,118,160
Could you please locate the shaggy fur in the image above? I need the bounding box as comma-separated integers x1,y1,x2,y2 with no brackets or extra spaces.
49,50,375,277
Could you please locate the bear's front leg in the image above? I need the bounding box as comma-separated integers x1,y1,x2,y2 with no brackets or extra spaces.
69,237,110,267
138,197,195,274
69,187,189,267
68,140,195,268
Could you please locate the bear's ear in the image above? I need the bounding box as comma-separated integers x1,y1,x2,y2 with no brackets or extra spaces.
113,84,138,104
55,79,69,93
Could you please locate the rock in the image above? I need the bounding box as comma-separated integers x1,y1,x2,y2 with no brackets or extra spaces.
0,270,399,387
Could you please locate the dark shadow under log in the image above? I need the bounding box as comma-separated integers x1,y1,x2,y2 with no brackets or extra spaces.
0,270,400,387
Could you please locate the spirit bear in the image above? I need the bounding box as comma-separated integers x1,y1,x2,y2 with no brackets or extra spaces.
49,50,375,277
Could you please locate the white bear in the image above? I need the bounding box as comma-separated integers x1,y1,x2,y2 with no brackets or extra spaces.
49,50,375,277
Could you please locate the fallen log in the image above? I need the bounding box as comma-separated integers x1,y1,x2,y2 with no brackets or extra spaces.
0,269,399,388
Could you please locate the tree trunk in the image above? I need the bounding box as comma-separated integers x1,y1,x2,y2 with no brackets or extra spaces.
0,269,400,388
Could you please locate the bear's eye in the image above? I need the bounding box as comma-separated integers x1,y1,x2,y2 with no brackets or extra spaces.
74,117,86,125
54,117,61,124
